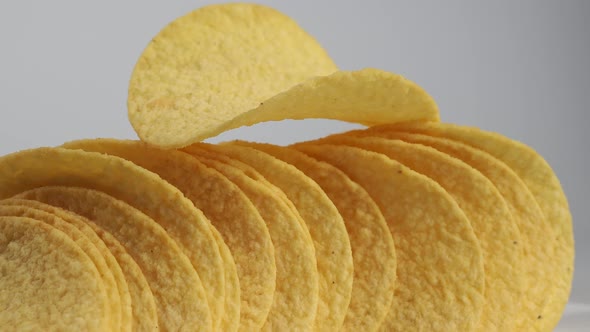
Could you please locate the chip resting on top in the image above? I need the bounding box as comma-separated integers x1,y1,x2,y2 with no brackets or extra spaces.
128,3,336,147
128,3,439,148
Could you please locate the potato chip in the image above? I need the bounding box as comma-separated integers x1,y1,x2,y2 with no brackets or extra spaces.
185,147,319,331
294,143,485,331
0,198,158,331
0,216,109,331
128,5,438,148
0,147,214,329
369,122,573,328
210,226,241,331
354,129,557,329
17,187,217,332
82,220,159,331
237,142,397,331
0,204,128,332
191,142,354,330
221,69,438,144
129,3,336,148
62,139,275,332
320,134,525,330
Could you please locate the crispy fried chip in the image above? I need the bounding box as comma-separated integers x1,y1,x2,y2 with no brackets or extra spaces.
191,142,354,330
210,226,241,331
185,147,319,331
415,125,573,285
220,69,439,144
239,142,397,331
63,139,276,332
134,68,439,148
0,216,109,331
0,204,128,332
322,134,525,330
128,4,438,148
356,129,557,329
128,3,336,148
16,187,216,332
0,147,214,330
369,122,573,328
0,198,158,331
294,143,485,331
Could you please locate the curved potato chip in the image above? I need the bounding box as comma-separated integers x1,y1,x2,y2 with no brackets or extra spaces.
17,187,215,332
63,139,275,332
294,143,485,331
0,204,128,332
128,6,438,147
225,69,438,139
0,198,158,331
0,216,109,331
369,122,573,329
83,219,158,331
134,68,438,148
0,147,214,330
186,148,319,331
210,225,241,331
356,129,556,329
193,142,353,330
129,3,336,148
239,142,397,331
322,134,525,330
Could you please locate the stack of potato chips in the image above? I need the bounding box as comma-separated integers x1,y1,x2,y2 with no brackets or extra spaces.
0,3,573,331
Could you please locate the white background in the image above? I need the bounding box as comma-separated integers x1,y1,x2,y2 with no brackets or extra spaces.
0,0,588,327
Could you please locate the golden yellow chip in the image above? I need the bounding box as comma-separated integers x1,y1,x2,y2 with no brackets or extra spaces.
0,147,214,330
129,3,336,148
16,187,218,332
186,147,319,331
191,142,354,330
210,225,241,331
321,134,526,330
356,129,558,329
294,143,485,331
0,198,158,331
0,204,129,332
369,122,573,328
226,69,438,139
238,142,397,331
128,4,438,148
0,216,109,330
63,139,276,332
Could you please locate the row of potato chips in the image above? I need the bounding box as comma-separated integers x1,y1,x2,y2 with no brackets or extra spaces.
0,2,573,331
0,122,573,330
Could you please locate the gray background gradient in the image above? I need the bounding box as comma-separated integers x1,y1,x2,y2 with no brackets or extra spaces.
1,0,588,319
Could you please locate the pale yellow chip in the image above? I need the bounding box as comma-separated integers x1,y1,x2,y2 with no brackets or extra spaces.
294,143,485,331
240,142,397,331
0,198,158,331
16,187,216,332
0,147,214,330
191,142,354,331
224,69,438,141
209,225,241,332
82,218,158,331
0,204,128,332
358,128,559,330
129,3,336,148
128,5,438,148
0,216,109,331
321,134,525,330
63,139,276,332
185,146,319,331
369,122,574,329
